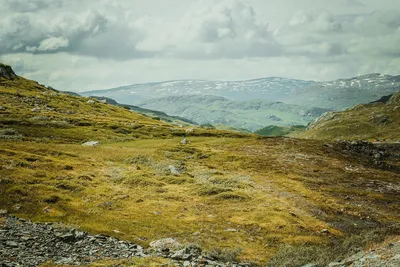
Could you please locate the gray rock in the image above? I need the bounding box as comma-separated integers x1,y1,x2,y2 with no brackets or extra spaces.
87,100,95,104
328,262,345,267
55,257,75,264
82,141,99,147
180,138,189,145
169,165,181,175
320,229,330,234
6,241,18,247
171,249,185,260
149,238,181,251
0,63,17,80
57,233,76,242
0,215,249,266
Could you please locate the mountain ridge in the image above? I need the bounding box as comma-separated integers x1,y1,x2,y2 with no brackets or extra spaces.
298,90,400,141
137,94,331,131
81,73,400,110
1,63,400,266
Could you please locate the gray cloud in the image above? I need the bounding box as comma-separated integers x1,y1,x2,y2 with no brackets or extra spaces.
0,0,282,60
0,0,399,91
344,0,365,6
276,9,400,60
3,0,55,13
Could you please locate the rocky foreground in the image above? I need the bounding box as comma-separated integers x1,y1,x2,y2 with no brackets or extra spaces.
316,238,400,267
0,211,252,266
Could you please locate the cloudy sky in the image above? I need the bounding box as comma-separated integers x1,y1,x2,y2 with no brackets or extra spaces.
0,0,399,92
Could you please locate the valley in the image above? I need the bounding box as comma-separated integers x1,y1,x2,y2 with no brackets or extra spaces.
1,64,400,266
82,74,400,133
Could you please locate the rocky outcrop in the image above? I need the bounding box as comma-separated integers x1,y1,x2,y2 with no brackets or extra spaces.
0,63,17,80
0,214,253,266
308,238,400,267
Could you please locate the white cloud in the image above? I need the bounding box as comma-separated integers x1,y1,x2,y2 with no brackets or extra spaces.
26,37,69,52
0,0,400,91
277,9,400,59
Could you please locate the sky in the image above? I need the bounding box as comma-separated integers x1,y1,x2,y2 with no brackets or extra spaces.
0,0,399,92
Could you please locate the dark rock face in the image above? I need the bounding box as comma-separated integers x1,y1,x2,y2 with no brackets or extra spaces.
333,140,400,172
370,94,394,104
0,63,17,80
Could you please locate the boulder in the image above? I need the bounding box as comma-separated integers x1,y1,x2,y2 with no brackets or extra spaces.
0,63,17,80
149,238,181,251
82,141,99,147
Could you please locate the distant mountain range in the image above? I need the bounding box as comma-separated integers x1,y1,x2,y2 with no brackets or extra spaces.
81,74,400,131
82,74,400,109
137,95,330,131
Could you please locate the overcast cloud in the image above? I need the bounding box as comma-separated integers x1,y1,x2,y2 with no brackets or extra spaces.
0,0,399,91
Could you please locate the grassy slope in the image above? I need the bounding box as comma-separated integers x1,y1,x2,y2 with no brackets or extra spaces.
298,91,400,141
88,95,198,127
1,74,400,266
254,125,307,137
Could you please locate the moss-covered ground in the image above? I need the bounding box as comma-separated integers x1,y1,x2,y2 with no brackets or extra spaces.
1,75,400,266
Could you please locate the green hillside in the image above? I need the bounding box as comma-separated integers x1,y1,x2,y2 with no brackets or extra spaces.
254,125,307,137
298,91,400,141
1,64,400,266
138,95,330,132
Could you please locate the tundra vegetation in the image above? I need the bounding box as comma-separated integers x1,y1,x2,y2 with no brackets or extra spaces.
1,67,399,266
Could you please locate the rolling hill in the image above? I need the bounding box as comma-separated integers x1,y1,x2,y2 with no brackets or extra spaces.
253,125,307,137
299,91,400,141
1,63,400,266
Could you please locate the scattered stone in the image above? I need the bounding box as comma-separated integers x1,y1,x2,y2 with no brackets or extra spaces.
225,228,238,232
55,257,75,264
82,141,99,147
12,204,21,211
320,229,330,234
31,107,41,112
149,238,181,251
57,233,76,243
169,165,181,175
98,201,113,208
327,262,344,267
42,206,51,213
0,216,252,266
0,209,7,215
171,249,186,260
180,138,189,145
87,100,95,104
6,241,18,248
